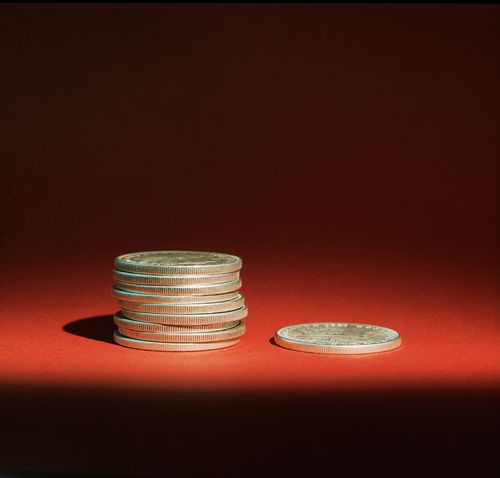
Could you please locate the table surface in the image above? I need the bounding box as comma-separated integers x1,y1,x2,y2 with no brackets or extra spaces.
1,251,499,392
1,250,499,475
1,4,500,475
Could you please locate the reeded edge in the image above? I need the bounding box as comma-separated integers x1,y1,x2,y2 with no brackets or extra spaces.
116,295,245,315
118,321,246,343
113,269,240,286
114,278,242,296
114,251,242,276
117,291,239,305
111,285,243,302
274,334,402,355
113,331,240,352
113,312,241,332
120,305,248,325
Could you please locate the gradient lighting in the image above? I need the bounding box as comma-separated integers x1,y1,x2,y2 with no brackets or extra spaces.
0,3,498,475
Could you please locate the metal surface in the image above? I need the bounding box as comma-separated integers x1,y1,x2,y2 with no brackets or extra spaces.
118,321,245,343
111,285,245,303
114,278,242,296
113,269,240,285
113,331,240,351
117,291,239,306
116,294,245,314
275,323,401,354
113,312,240,332
115,251,242,275
120,305,248,325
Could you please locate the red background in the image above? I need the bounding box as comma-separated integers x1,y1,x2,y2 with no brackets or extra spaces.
1,4,499,475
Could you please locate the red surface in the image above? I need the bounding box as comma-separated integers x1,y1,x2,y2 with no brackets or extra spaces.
1,4,499,475
1,251,499,393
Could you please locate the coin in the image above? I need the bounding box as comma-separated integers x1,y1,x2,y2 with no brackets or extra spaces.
274,323,401,354
118,321,245,343
115,251,242,275
117,291,239,306
113,269,240,286
121,305,248,325
111,285,244,303
114,278,242,296
113,312,241,332
117,293,245,314
113,331,240,351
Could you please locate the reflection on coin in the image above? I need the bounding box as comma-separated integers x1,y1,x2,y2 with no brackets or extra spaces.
121,306,248,325
112,285,244,302
117,291,239,306
113,312,241,332
117,294,244,315
275,323,401,354
115,251,242,275
113,269,240,286
118,321,245,343
114,331,240,351
114,278,242,296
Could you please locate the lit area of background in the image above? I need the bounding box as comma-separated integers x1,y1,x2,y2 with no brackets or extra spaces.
0,4,499,475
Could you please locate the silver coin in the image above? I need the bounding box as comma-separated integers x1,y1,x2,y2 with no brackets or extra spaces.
113,269,240,286
274,323,401,354
111,285,244,302
118,321,245,343
115,251,242,275
121,305,248,325
114,278,242,296
114,331,240,352
117,293,245,314
117,291,239,306
113,311,241,332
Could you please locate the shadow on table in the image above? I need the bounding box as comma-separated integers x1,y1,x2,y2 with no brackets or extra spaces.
63,315,115,344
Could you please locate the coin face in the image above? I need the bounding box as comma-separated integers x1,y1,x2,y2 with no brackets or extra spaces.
275,323,401,354
115,251,242,275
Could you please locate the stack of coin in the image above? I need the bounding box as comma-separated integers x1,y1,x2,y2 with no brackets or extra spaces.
111,251,247,351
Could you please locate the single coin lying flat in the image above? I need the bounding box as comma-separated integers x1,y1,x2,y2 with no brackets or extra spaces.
274,323,401,355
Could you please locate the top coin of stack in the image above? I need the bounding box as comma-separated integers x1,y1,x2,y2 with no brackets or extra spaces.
111,251,247,351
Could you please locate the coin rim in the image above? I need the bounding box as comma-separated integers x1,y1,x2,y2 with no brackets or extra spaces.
113,269,240,286
114,278,242,296
120,305,248,325
274,322,401,355
118,321,246,343
113,331,240,351
111,285,244,303
113,312,241,332
117,291,239,305
115,251,242,275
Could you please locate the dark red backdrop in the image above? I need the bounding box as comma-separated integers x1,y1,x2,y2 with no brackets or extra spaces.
1,4,499,476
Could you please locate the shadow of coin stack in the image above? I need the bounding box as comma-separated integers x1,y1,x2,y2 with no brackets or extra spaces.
111,251,247,351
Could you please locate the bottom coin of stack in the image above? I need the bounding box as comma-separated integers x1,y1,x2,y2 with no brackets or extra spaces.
111,251,247,351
